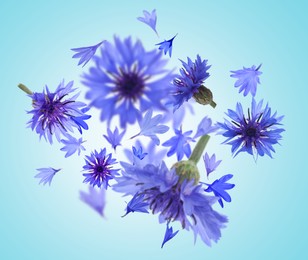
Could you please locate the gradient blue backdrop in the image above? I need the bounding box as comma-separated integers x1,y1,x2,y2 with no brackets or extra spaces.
1,1,307,259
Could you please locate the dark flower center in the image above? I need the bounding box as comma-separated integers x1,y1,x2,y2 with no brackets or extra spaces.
245,127,257,137
116,72,145,100
96,165,105,173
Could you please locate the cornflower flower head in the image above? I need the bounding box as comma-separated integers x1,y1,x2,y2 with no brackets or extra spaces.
82,36,174,128
218,99,284,158
113,159,228,246
172,55,214,111
156,34,177,57
83,148,119,189
22,80,90,144
137,9,158,35
35,167,61,186
230,64,262,97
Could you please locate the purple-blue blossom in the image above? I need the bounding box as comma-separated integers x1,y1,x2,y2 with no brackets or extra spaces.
161,223,179,248
218,99,285,158
27,80,90,144
137,9,158,35
230,64,262,97
204,174,235,208
60,135,86,158
132,146,148,160
35,167,61,186
203,153,222,177
156,34,177,57
122,193,149,217
82,36,174,128
80,186,106,216
103,127,126,151
83,148,119,189
162,127,194,161
71,40,106,67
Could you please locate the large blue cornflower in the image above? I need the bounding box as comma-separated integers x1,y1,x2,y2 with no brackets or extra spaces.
172,55,211,110
82,36,174,128
26,80,90,144
83,148,119,189
113,161,228,246
218,99,284,158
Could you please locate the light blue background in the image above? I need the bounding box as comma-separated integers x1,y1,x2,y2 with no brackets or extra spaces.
1,1,307,259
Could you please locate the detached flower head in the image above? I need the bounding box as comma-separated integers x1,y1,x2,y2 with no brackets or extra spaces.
230,64,262,97
28,80,90,144
156,34,177,57
35,167,61,186
83,148,119,189
82,36,174,128
113,161,228,246
218,99,284,158
137,9,158,35
71,40,105,67
172,55,211,110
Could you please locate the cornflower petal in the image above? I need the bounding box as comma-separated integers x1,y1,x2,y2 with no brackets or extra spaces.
103,127,126,150
194,116,219,138
60,135,86,158
137,9,158,35
203,153,222,177
161,223,179,248
71,40,106,67
80,186,106,216
122,193,149,217
35,167,61,186
156,34,177,57
132,146,148,160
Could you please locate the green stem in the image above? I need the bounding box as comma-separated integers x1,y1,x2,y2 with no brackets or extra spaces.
189,135,210,164
210,100,217,108
18,83,33,95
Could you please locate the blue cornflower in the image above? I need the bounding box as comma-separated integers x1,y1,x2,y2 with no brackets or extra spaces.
203,153,222,177
162,127,194,161
156,34,177,57
35,167,61,186
83,148,119,189
133,109,169,145
103,127,126,151
60,135,86,158
27,80,90,144
113,161,228,246
172,55,211,110
137,9,158,35
218,99,285,158
161,222,179,248
71,40,106,67
204,174,235,208
230,64,262,97
122,193,149,217
80,186,106,216
82,36,174,128
132,146,148,160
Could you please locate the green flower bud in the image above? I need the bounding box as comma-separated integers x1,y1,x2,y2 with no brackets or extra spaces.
193,85,216,108
172,160,200,185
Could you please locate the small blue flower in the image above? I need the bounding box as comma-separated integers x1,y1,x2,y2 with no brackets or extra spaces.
28,80,90,144
137,9,158,35
80,186,106,216
133,109,169,145
156,34,177,57
230,64,262,97
203,153,222,177
35,167,61,186
132,146,148,160
194,116,219,138
82,36,174,128
83,148,119,189
204,174,235,208
103,127,126,151
122,193,149,217
172,55,211,110
161,222,179,248
60,135,86,158
71,40,105,67
162,127,194,161
218,99,285,158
